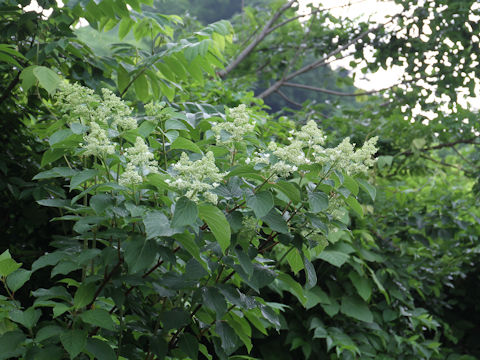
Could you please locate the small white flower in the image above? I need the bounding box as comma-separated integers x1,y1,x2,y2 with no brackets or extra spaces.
245,158,251,164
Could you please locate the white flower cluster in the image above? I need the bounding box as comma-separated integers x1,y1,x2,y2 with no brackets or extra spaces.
56,82,137,131
211,104,255,145
249,120,377,178
82,122,115,157
119,163,143,187
56,82,100,124
313,136,378,175
167,152,225,204
125,137,159,174
119,137,159,187
55,82,142,158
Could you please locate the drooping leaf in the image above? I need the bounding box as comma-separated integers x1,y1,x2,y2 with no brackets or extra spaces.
172,197,198,227
308,192,329,213
198,204,231,253
340,295,373,322
203,287,227,320
60,329,87,359
178,333,199,360
86,338,116,360
73,282,96,309
246,191,274,219
80,309,116,330
6,268,31,292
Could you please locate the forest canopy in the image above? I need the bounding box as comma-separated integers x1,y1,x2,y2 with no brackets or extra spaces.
0,0,479,359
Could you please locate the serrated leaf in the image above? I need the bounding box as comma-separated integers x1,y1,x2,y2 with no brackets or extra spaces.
343,175,359,196
35,325,64,342
0,257,21,278
144,211,179,239
340,295,373,322
80,309,116,330
357,179,376,201
215,321,239,355
178,333,198,360
346,196,363,217
317,250,349,267
172,197,198,227
276,273,306,305
171,137,202,153
6,269,31,292
33,66,61,95
308,192,329,213
203,287,227,319
198,204,231,253
60,329,87,359
303,256,317,290
261,208,289,234
70,169,98,190
286,248,303,274
86,338,116,360
73,282,96,309
274,180,301,203
349,271,372,302
134,73,149,101
246,191,274,219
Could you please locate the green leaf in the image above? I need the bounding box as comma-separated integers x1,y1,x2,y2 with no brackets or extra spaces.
73,282,96,309
261,208,289,234
0,331,26,359
41,148,67,167
235,248,253,277
246,191,274,219
134,73,149,101
124,237,157,274
172,197,198,227
343,175,359,196
161,309,190,331
144,211,179,239
215,321,239,355
198,204,231,253
340,295,373,322
276,273,307,305
80,309,115,330
86,338,116,360
9,307,41,329
308,192,329,213
0,256,21,278
173,233,206,269
178,333,199,360
70,169,98,190
20,65,37,91
286,248,304,274
60,329,87,359
346,196,363,217
118,17,135,39
33,66,61,95
244,310,267,335
90,194,114,215
274,180,301,203
117,64,130,93
317,250,349,267
171,137,202,153
303,256,317,290
349,271,372,302
6,269,31,292
357,179,376,201
35,325,64,342
203,287,227,320
305,287,331,310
